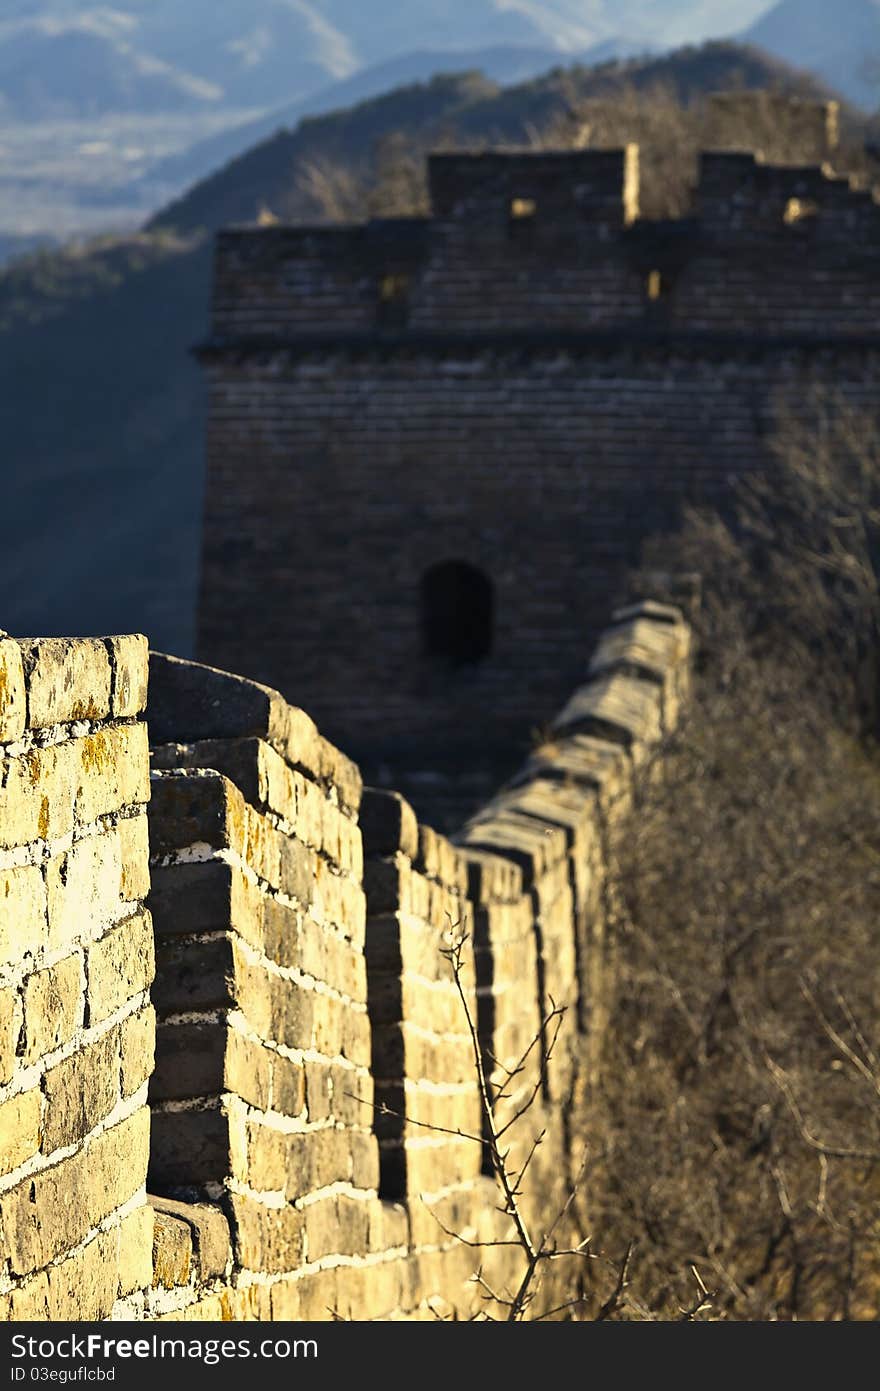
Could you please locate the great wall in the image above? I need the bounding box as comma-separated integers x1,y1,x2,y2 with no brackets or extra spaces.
2,93,875,1319
194,97,875,822
0,603,689,1320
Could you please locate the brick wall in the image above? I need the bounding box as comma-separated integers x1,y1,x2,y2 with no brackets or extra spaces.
196,146,880,824
0,602,691,1320
0,632,154,1319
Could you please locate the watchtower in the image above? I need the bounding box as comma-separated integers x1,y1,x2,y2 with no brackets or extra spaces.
196,137,880,822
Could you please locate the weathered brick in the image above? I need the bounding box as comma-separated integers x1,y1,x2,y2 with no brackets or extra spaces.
223,1027,270,1111
239,1124,310,1198
234,948,314,1051
151,1208,193,1288
317,738,363,815
0,1107,149,1276
9,1273,50,1320
147,650,289,750
18,638,112,727
0,986,22,1085
228,1191,304,1274
46,828,130,952
364,858,411,916
152,934,235,1015
361,784,422,856
22,953,82,1064
305,1193,370,1262
149,1196,231,1281
107,634,149,718
118,813,151,902
148,857,238,937
120,1003,155,1098
41,1028,119,1152
224,1030,305,1117
0,743,76,849
74,724,150,825
0,638,26,743
86,908,154,1023
0,864,48,966
274,1266,337,1320
116,1202,155,1297
45,1226,120,1320
147,770,239,859
0,1087,41,1176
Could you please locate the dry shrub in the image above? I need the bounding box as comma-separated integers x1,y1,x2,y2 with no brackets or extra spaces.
585,398,880,1320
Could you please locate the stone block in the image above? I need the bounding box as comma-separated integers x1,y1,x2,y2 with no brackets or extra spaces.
0,1107,149,1276
148,858,237,938
115,1202,155,1297
0,1087,42,1176
106,635,149,718
22,953,82,1064
0,864,48,967
46,828,130,953
149,1196,231,1281
228,1191,304,1274
147,771,239,859
151,1208,193,1288
360,788,419,859
73,724,150,825
86,908,154,1023
0,638,26,742
46,1227,121,1320
0,987,22,1085
41,1028,119,1151
147,651,288,749
18,638,112,727
120,1004,155,1098
152,934,236,1015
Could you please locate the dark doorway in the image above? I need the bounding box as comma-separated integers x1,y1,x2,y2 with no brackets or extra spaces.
421,561,493,667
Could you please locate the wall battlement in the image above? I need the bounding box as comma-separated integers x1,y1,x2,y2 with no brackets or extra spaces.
204,144,880,346
0,603,690,1320
195,140,880,808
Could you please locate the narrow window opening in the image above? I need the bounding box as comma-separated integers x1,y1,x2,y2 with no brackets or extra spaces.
377,272,410,328
421,561,493,667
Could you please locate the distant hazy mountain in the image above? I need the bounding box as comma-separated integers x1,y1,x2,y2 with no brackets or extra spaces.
0,18,220,118
743,0,880,108
146,37,651,194
0,3,773,120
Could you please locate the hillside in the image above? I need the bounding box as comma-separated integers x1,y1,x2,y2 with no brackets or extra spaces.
0,42,849,656
153,41,829,235
141,39,646,195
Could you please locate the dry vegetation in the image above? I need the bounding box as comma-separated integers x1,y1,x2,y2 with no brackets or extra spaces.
581,395,880,1320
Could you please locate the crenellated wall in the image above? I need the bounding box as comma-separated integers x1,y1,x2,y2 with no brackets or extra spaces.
0,601,691,1320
